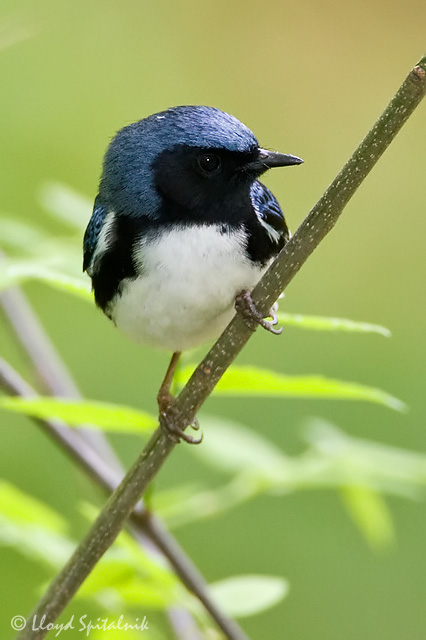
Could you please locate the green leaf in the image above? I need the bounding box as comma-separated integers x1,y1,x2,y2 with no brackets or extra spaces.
177,365,406,411
152,482,244,528
191,416,288,478
306,420,426,497
0,480,66,532
0,482,73,568
109,577,179,609
79,501,180,587
277,312,391,337
0,216,47,251
0,397,157,433
78,560,137,595
147,484,204,517
340,485,394,549
0,258,92,300
156,415,426,531
0,517,74,568
28,269,92,301
38,182,92,229
210,575,289,618
0,257,54,290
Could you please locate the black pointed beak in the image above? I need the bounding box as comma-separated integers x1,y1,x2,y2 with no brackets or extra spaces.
244,148,303,175
258,148,304,168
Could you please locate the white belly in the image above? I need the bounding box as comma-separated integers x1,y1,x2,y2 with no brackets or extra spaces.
109,225,266,351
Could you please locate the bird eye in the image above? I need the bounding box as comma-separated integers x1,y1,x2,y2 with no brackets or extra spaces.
197,154,221,174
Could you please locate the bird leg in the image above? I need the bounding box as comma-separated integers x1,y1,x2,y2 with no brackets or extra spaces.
235,290,282,335
157,351,181,408
157,351,202,445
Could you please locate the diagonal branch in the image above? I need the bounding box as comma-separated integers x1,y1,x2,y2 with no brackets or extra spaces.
0,276,124,470
0,358,245,640
0,285,247,638
16,56,426,639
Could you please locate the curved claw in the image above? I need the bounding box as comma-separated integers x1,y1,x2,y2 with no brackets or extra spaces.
235,290,283,336
180,428,203,445
268,308,279,326
191,417,200,431
159,411,203,445
260,318,283,335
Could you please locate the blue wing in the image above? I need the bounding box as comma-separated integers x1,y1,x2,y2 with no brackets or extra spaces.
250,181,289,245
83,196,109,273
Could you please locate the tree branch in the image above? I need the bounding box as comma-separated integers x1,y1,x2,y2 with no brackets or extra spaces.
0,263,247,637
0,289,247,640
0,276,124,470
1,255,250,639
0,358,245,640
16,56,426,639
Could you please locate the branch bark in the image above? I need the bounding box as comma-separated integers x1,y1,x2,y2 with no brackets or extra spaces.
16,57,426,639
0,358,245,640
0,278,125,471
0,286,247,639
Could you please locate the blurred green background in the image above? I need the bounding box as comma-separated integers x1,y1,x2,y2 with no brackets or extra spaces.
1,1,426,638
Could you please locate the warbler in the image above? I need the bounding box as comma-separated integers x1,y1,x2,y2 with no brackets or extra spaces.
83,106,302,441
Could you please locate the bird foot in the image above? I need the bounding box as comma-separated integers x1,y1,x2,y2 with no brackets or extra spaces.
157,391,202,445
235,290,282,335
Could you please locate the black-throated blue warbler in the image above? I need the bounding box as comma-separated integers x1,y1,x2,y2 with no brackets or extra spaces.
83,106,302,442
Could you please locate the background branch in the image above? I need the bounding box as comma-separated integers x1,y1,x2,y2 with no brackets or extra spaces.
0,276,124,470
16,56,426,639
0,285,248,639
0,358,247,640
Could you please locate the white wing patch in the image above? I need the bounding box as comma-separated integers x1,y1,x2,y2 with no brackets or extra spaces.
86,211,116,277
257,216,282,244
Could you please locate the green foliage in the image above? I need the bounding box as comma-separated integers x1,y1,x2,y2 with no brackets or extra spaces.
209,575,289,618
0,483,289,626
0,480,66,532
177,365,406,411
0,182,418,631
38,182,92,230
0,482,74,568
0,257,92,299
0,397,157,433
276,312,391,337
0,185,89,298
150,416,426,549
340,485,394,549
5,402,406,598
0,367,404,435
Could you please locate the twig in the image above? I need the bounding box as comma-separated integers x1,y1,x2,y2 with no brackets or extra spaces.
1,257,247,639
0,358,121,490
16,57,426,639
0,359,243,640
0,276,123,469
0,361,243,637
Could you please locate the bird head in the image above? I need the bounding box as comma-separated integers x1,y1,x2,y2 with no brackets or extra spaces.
99,106,302,221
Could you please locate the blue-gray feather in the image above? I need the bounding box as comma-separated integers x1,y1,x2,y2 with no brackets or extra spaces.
83,197,109,272
99,106,258,218
250,180,289,242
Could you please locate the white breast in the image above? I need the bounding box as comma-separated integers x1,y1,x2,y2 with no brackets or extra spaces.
109,224,267,351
